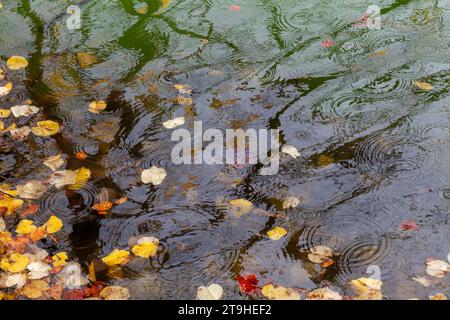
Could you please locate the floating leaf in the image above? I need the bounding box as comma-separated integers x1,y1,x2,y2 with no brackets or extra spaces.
52,252,68,267
7,56,28,70
236,274,259,294
16,220,36,235
426,259,449,278
412,276,431,287
91,201,113,215
414,81,433,91
401,220,418,231
163,117,185,129
429,293,447,300
281,145,301,159
27,261,51,280
101,249,130,266
43,154,66,172
134,2,148,14
141,166,167,185
321,39,334,48
4,273,27,289
10,105,39,118
350,277,383,300
282,196,300,210
229,199,253,217
76,52,97,68
68,167,91,190
16,180,46,200
28,226,47,242
306,287,342,300
0,109,11,118
174,84,192,94
100,286,130,300
88,101,107,114
45,215,63,234
10,126,31,140
0,253,29,273
267,226,287,241
262,284,300,300
229,5,241,11
0,196,23,215
19,280,48,299
308,246,333,264
197,284,223,300
0,82,12,97
75,151,87,160
31,120,60,137
131,240,159,258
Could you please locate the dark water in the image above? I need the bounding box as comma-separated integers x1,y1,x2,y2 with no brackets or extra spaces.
0,0,450,299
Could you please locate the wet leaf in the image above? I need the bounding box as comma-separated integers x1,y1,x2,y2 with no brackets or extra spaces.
76,52,97,68
28,226,47,242
16,220,37,235
229,5,241,11
88,101,107,114
163,117,185,129
306,287,342,300
19,280,48,299
229,199,253,217
131,239,159,258
174,84,192,94
308,246,333,264
414,81,433,91
91,201,113,215
262,284,300,300
0,82,12,97
267,226,287,241
429,293,447,300
3,273,27,289
281,145,301,159
141,166,167,185
52,252,68,267
196,284,223,300
321,39,334,48
7,56,28,70
10,105,39,118
44,215,63,234
10,126,31,140
0,253,30,273
27,261,51,280
62,289,84,300
100,286,130,300
47,285,63,300
401,220,418,231
101,249,130,266
412,276,430,287
282,196,300,209
31,120,60,137
426,259,449,278
43,154,66,172
114,197,128,205
350,277,383,300
68,167,91,190
236,274,259,294
20,204,39,218
158,0,171,12
75,151,87,160
0,109,11,118
16,180,46,200
134,2,148,14
0,196,23,215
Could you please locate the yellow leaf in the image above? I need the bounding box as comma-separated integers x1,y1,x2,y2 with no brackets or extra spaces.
158,0,171,12
16,220,36,235
88,101,107,114
7,56,28,70
0,82,12,97
229,199,253,217
0,109,11,118
45,215,63,234
0,253,29,273
101,249,130,266
306,287,342,300
0,196,24,215
19,280,48,299
68,167,91,190
351,277,383,300
52,252,68,267
267,226,287,241
262,284,300,300
414,81,433,91
31,120,60,136
1,122,16,133
131,242,158,258
76,52,97,68
100,286,130,300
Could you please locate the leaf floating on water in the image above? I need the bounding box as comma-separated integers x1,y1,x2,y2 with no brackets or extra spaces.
262,284,300,300
101,249,130,267
414,81,433,91
267,226,287,241
229,198,253,217
141,166,167,185
44,215,63,234
88,101,107,114
412,276,431,287
27,261,51,280
91,201,113,215
75,151,87,160
11,105,39,118
229,5,241,11
0,109,11,118
43,154,66,172
0,82,12,97
31,120,60,137
134,2,148,14
0,253,29,273
196,284,223,300
19,280,48,299
0,196,23,215
68,167,91,190
400,220,418,231
52,252,68,267
10,126,31,140
306,287,342,300
350,277,383,300
76,52,97,68
163,117,185,129
281,144,301,159
308,245,333,264
16,220,37,235
426,259,449,278
321,39,334,48
236,274,259,294
282,196,300,209
16,180,46,200
174,84,192,94
100,286,130,300
7,56,28,70
3,273,27,289
429,293,447,300
131,237,159,258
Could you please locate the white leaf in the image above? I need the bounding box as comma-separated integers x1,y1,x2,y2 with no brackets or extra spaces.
308,246,333,264
141,166,167,185
426,259,449,278
11,105,39,118
282,196,300,209
412,277,431,287
281,145,301,159
163,117,185,129
16,180,47,200
10,126,31,140
196,284,223,300
48,170,78,188
0,217,5,232
5,274,27,289
43,154,66,172
27,262,52,280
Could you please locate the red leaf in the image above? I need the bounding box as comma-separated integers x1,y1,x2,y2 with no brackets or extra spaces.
63,289,85,300
229,5,241,11
321,39,334,48
236,274,259,294
20,204,39,217
84,281,106,298
401,220,418,231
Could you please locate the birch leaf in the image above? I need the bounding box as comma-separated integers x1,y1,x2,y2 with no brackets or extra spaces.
11,105,39,117
88,101,107,114
0,253,29,273
0,109,11,118
16,220,36,235
141,166,167,185
306,287,342,300
10,126,31,140
262,284,300,300
229,199,253,217
414,81,433,91
100,286,130,300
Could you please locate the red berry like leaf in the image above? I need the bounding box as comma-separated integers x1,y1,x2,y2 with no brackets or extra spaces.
237,274,259,294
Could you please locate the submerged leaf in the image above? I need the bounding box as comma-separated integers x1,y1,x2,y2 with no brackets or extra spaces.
229,199,253,217
308,246,333,264
43,154,66,172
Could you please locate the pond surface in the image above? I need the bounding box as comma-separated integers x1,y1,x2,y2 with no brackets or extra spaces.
0,0,450,299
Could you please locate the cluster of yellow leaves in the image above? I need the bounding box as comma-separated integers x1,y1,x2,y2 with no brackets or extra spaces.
0,194,24,215
0,253,29,273
102,237,160,266
15,215,63,242
88,101,107,114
